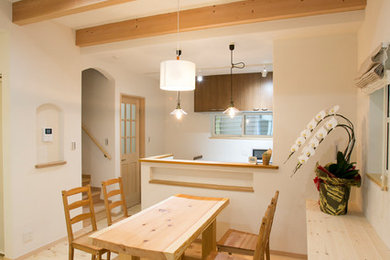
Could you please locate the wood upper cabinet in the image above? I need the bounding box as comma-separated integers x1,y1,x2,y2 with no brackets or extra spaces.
194,72,273,112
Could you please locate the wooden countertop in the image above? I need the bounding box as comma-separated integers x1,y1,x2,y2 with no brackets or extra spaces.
139,154,279,169
306,199,390,259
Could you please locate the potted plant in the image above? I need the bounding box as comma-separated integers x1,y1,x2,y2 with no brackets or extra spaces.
285,105,361,215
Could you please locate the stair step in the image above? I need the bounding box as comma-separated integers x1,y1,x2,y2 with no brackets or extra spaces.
82,187,101,203
82,174,91,186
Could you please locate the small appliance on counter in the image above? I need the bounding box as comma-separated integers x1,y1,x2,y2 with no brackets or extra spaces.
252,149,273,165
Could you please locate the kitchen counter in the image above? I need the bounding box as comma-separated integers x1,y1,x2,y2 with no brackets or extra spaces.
139,154,279,169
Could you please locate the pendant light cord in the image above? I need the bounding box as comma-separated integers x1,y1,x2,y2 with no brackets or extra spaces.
230,61,233,104
230,45,245,105
177,91,181,108
176,0,180,55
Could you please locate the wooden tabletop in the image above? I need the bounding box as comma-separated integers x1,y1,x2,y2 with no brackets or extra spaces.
90,194,229,260
306,200,390,259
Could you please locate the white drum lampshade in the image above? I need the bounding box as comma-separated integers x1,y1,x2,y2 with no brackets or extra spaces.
160,60,196,91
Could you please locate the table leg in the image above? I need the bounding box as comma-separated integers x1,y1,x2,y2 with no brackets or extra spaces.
118,253,140,260
202,220,216,259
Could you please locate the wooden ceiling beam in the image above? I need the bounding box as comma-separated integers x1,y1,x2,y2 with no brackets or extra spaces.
13,0,135,25
76,0,366,47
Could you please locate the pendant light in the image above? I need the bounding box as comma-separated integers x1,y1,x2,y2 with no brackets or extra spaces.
262,65,268,78
223,44,245,118
160,0,195,91
170,91,187,120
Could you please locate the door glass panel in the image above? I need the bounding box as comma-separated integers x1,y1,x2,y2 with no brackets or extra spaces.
121,103,125,119
126,137,131,154
126,104,131,120
132,121,136,137
126,121,130,137
131,137,136,153
121,121,125,136
121,138,125,154
132,104,136,120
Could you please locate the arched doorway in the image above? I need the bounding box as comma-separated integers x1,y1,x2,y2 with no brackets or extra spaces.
81,68,116,221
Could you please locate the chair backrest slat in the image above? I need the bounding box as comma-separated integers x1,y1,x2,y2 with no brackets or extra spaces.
62,185,97,243
106,189,121,198
109,200,123,210
253,190,279,260
68,199,90,210
70,213,92,224
254,207,271,260
102,177,128,226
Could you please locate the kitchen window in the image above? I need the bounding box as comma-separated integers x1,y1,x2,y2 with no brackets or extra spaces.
211,112,273,138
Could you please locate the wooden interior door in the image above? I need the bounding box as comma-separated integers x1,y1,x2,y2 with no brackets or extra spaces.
120,95,140,207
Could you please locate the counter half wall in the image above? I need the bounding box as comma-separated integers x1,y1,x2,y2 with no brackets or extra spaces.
140,154,279,241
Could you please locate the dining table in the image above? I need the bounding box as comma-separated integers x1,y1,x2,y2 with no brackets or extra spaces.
90,194,230,260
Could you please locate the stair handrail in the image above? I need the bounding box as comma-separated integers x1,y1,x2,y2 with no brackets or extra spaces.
82,124,112,160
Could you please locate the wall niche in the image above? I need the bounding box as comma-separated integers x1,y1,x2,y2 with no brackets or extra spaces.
35,103,66,168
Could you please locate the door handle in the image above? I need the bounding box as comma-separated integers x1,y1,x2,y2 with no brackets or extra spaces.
121,159,126,162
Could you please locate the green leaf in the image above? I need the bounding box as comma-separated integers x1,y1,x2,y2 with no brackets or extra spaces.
328,164,338,174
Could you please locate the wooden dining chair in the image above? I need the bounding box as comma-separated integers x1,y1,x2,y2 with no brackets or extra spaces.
215,191,280,260
62,185,110,260
101,177,129,226
207,206,272,260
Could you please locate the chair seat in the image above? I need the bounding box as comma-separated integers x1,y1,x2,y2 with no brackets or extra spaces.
72,231,108,253
207,251,249,260
217,229,257,255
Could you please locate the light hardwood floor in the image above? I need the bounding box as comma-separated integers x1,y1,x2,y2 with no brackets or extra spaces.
0,204,301,260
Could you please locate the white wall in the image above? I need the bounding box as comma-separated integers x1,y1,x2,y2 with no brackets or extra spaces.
151,33,358,255
0,2,82,259
82,68,116,187
0,30,8,255
0,58,3,254
356,0,390,249
81,58,167,179
164,91,273,162
271,33,357,253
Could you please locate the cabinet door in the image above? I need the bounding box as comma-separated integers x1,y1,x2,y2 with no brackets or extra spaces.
194,72,273,112
194,74,230,112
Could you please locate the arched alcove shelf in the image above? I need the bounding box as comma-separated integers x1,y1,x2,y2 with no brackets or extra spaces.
35,103,66,168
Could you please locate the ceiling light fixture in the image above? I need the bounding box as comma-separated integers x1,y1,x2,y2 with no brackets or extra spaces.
160,0,195,91
262,66,268,78
170,91,187,120
197,73,203,82
223,43,245,118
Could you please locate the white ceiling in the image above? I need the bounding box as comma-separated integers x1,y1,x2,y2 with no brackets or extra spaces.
11,0,365,77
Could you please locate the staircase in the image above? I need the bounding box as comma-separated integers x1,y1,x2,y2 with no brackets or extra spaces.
82,174,107,227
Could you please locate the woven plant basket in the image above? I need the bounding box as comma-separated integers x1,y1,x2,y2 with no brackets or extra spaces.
315,164,360,216
318,181,351,215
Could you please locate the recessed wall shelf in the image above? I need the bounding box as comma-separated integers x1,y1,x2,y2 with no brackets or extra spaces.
35,160,67,169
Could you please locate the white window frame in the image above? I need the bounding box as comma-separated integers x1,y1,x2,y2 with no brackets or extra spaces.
210,111,273,139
